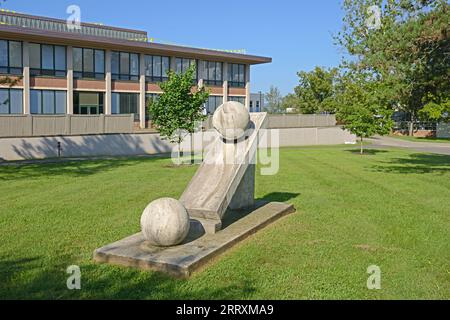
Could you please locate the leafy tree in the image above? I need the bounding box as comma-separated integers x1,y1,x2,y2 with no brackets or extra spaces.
264,86,283,113
418,93,450,122
336,0,449,135
281,93,301,113
148,65,209,164
336,72,393,154
294,67,339,114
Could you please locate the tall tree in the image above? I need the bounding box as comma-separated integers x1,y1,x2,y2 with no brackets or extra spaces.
294,67,339,114
281,93,301,113
336,0,449,135
336,72,393,154
264,86,283,114
149,65,209,164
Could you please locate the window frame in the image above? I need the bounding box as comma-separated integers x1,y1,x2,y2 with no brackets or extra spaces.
73,47,105,80
29,43,67,78
203,61,223,86
111,92,140,120
144,55,171,83
111,51,140,81
0,39,23,75
228,63,246,88
175,57,198,82
30,89,67,115
0,88,23,114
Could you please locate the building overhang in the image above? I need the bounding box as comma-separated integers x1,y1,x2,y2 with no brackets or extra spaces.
0,25,272,65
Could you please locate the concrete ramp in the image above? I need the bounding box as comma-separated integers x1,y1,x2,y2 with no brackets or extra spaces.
180,113,267,222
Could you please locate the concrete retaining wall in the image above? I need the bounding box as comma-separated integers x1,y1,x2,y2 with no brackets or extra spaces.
0,127,355,161
0,114,134,138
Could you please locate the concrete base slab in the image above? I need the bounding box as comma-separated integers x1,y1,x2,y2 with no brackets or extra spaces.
93,201,295,278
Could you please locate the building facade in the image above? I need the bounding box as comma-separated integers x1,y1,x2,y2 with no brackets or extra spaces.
0,11,271,129
249,93,265,113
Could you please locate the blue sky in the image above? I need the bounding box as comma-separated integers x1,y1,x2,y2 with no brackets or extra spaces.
3,0,345,95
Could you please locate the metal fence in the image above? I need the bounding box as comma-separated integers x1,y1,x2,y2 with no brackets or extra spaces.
0,114,134,138
437,123,450,138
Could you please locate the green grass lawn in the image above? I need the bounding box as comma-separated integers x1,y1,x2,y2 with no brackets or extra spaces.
389,135,450,143
1,146,449,300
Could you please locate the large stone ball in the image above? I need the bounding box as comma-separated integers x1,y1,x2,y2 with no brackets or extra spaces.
212,101,250,141
140,198,190,247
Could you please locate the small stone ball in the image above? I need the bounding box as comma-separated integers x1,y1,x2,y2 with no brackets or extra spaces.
140,198,190,247
212,101,250,141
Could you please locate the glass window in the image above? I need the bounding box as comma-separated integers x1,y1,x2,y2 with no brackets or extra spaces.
111,51,120,76
9,41,22,68
202,61,223,86
229,96,246,105
144,55,152,77
204,96,223,114
30,90,41,114
73,48,83,72
153,56,161,77
30,43,66,77
54,46,66,72
112,51,139,81
10,89,23,114
130,54,139,77
145,55,170,82
0,40,23,75
0,89,23,114
42,45,54,70
0,40,7,67
55,91,67,114
94,50,104,76
112,92,139,120
0,89,9,114
228,64,246,87
74,92,104,115
83,48,94,73
42,90,55,114
73,48,105,79
120,52,130,76
175,58,197,81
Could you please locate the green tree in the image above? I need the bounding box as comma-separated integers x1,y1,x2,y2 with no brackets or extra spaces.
148,65,209,164
336,0,449,135
336,73,393,155
264,86,283,113
281,93,301,113
294,67,339,114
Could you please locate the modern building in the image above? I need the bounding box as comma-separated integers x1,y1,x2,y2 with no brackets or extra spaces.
249,93,265,113
0,11,271,130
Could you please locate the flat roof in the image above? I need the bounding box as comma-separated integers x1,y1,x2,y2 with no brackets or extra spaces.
0,11,271,65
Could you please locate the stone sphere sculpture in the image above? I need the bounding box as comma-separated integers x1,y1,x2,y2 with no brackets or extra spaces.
140,198,190,247
212,101,250,141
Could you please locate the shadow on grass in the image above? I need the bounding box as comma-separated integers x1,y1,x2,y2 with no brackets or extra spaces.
0,156,169,182
371,153,450,175
0,256,256,300
345,148,390,156
257,192,300,203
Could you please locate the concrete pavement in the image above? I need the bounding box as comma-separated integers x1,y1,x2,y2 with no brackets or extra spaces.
367,136,450,155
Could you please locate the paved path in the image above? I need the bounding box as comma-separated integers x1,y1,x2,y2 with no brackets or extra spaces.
367,136,450,155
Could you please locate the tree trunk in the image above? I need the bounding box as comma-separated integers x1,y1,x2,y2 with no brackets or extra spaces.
177,141,181,166
190,133,194,165
360,136,364,155
408,112,415,137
